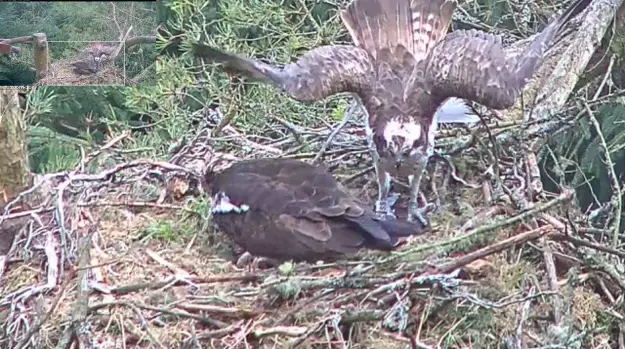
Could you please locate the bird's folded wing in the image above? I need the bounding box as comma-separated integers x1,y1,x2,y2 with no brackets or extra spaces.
277,188,377,244
301,191,395,244
193,43,374,102
278,213,333,242
279,202,378,251
216,173,340,242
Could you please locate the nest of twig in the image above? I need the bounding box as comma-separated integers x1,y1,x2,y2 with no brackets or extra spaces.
0,100,618,349
38,58,125,86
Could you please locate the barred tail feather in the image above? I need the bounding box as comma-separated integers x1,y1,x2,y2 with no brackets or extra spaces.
339,0,414,59
410,0,457,61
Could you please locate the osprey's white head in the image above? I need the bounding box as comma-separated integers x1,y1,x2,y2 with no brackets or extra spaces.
383,119,422,153
372,98,478,171
375,118,429,169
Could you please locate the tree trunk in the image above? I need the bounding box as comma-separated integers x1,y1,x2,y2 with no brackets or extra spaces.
0,90,31,257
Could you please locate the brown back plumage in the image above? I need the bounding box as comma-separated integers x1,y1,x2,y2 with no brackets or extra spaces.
207,158,428,262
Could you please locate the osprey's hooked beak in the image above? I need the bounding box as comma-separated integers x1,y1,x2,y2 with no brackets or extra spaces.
390,137,413,167
394,151,404,169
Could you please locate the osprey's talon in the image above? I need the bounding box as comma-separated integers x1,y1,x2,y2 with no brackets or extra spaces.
386,193,400,210
375,199,396,219
407,202,435,227
235,252,279,271
236,251,254,269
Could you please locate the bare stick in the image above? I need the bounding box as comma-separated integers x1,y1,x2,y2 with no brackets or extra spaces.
434,225,553,274
313,99,361,165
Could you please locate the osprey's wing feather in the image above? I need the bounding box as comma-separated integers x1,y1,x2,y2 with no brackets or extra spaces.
192,43,374,102
423,30,522,109
339,0,455,62
339,0,414,59
423,0,590,109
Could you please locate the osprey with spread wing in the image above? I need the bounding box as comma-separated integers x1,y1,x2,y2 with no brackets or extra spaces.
193,0,589,225
205,158,427,263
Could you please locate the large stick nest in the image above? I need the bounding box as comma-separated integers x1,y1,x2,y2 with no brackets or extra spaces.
1,0,624,348
0,101,618,348
38,52,125,86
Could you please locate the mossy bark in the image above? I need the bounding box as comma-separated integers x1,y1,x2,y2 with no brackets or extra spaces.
0,90,31,255
33,33,49,80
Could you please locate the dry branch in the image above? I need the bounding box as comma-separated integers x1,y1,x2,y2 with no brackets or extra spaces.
531,0,623,119
434,225,554,274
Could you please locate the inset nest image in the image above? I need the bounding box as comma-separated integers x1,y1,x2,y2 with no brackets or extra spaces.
40,42,124,86
0,2,156,86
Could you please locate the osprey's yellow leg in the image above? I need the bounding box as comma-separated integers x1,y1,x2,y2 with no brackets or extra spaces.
368,132,396,219
374,169,394,218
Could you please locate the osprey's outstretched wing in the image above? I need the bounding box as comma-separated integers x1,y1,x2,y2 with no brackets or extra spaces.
423,0,590,109
192,43,374,102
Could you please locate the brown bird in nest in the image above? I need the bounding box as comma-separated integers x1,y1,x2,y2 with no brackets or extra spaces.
71,42,116,75
71,61,99,75
192,0,590,227
204,156,428,266
80,42,116,71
